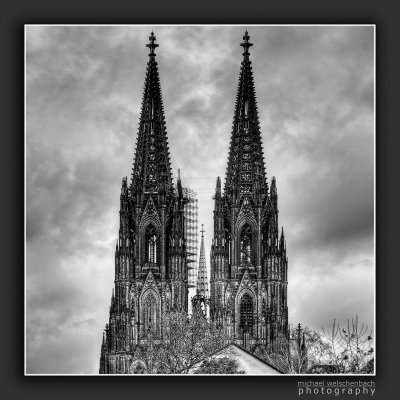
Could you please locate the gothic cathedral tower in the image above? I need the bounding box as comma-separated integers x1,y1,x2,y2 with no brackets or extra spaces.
99,32,188,374
210,31,289,351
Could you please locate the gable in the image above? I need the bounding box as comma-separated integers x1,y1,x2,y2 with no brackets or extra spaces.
139,195,161,230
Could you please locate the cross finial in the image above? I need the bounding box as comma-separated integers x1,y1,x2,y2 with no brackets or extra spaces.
201,224,205,237
240,30,253,60
146,31,159,58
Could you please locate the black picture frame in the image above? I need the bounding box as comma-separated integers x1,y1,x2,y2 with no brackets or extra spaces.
10,0,398,399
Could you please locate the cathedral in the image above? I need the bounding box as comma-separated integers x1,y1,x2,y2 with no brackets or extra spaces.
209,31,288,350
99,30,288,374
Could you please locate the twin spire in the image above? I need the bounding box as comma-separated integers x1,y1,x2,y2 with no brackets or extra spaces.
133,30,265,205
131,31,173,199
133,29,267,285
224,30,268,203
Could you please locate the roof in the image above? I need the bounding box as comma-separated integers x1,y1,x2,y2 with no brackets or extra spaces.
189,344,284,375
229,344,283,375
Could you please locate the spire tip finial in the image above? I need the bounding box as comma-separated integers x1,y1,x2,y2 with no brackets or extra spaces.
146,31,159,58
240,30,253,59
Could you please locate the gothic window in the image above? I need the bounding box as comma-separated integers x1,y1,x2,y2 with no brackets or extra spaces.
217,283,222,304
242,153,250,161
145,225,157,263
240,224,252,263
240,293,253,334
143,292,159,333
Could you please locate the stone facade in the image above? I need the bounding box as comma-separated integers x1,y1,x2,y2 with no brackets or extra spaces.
99,30,290,374
99,32,188,374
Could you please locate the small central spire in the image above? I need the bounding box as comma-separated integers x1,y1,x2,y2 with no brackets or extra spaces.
240,30,253,60
146,31,159,58
196,224,209,299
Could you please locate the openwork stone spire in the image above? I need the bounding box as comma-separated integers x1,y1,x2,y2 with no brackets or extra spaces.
210,31,288,351
224,30,268,203
131,31,173,199
196,224,209,298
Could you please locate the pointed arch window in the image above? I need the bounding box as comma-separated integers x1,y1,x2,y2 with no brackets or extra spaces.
145,225,157,263
142,291,159,333
217,283,222,306
240,293,253,334
240,224,252,263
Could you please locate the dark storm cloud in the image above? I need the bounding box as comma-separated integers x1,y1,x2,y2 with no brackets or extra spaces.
26,25,374,374
249,26,374,249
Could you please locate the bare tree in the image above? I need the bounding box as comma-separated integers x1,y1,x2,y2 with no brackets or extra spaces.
194,357,245,374
134,313,374,375
317,315,374,374
133,310,231,374
252,317,374,375
132,325,162,374
253,325,329,374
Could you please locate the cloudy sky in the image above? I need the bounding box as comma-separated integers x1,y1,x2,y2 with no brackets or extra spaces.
26,25,374,374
